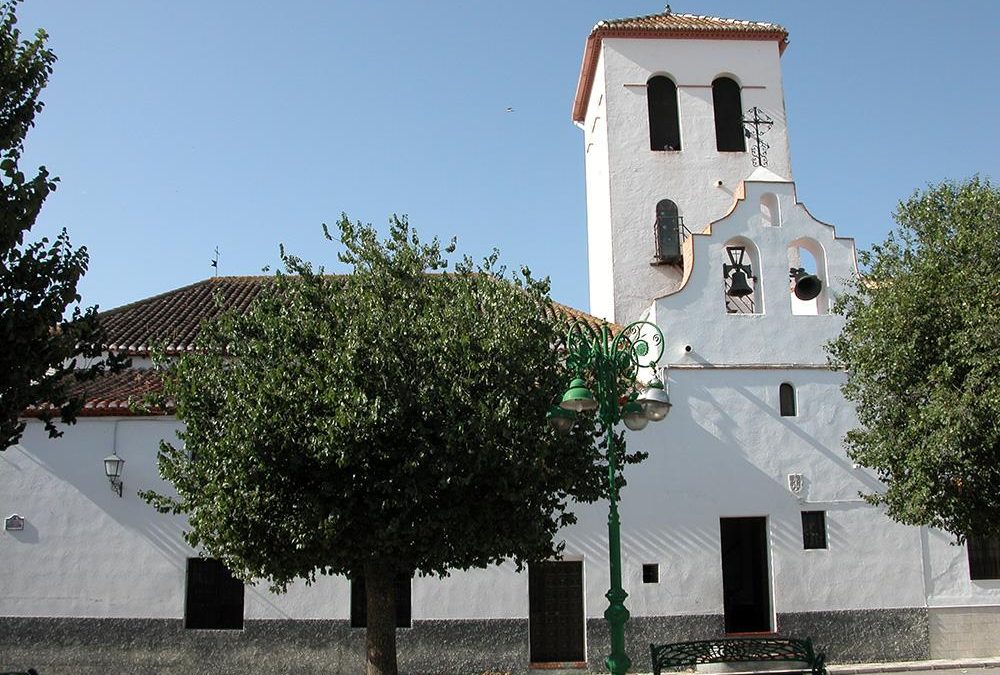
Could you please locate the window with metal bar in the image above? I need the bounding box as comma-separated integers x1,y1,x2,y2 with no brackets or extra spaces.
801,511,827,550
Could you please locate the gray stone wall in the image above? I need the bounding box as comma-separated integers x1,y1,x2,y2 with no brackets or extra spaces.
0,617,527,675
0,609,934,674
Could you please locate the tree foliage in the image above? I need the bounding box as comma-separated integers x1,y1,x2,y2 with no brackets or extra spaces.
0,0,123,448
143,216,612,674
828,177,1000,540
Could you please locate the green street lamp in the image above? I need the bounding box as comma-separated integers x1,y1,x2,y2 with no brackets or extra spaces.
548,320,669,675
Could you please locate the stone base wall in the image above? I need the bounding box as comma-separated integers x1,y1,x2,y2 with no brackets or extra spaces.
0,608,957,674
929,606,1000,659
0,617,528,675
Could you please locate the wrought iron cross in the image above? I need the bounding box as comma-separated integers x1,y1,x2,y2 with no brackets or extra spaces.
742,106,774,167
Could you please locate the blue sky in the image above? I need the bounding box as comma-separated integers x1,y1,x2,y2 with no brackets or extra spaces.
17,1,999,313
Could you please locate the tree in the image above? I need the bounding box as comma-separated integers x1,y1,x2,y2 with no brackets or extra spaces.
0,0,123,448
143,216,617,675
827,177,1000,541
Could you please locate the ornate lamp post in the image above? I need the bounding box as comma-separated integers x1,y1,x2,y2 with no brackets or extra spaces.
548,320,670,675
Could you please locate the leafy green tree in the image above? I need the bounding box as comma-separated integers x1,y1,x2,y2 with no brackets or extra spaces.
0,0,123,448
828,177,1000,540
143,216,615,675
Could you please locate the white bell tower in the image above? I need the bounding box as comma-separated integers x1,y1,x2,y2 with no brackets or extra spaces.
573,10,792,323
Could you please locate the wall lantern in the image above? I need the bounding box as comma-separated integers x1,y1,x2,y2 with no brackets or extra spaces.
104,453,125,498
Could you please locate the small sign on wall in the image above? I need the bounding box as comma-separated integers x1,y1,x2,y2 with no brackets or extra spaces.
4,514,25,531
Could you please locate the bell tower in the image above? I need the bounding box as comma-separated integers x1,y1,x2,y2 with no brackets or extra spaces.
574,10,791,323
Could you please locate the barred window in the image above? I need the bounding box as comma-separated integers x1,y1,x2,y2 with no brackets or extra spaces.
801,511,827,550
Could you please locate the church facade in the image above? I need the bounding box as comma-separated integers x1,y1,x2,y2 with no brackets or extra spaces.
2,10,999,675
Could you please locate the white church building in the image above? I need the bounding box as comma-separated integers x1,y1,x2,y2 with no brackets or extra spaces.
2,10,999,674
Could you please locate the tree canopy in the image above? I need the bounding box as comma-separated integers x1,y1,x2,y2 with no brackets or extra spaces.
828,177,1000,540
143,216,612,674
0,0,123,448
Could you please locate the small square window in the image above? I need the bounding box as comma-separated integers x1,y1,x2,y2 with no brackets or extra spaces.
351,573,412,628
801,511,827,550
642,563,659,584
185,558,244,630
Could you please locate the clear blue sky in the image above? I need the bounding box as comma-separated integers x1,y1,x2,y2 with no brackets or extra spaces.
17,1,999,314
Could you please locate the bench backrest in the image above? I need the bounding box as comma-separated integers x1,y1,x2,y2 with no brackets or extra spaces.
651,637,816,669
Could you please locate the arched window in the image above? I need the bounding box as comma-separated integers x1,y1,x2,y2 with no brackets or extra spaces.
647,76,681,151
779,383,796,417
761,193,780,227
653,199,682,264
712,77,745,152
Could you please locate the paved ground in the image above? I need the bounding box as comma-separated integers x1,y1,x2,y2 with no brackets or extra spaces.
829,658,1000,675
621,657,1000,675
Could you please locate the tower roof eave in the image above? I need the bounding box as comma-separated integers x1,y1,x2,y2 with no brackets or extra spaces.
571,13,789,123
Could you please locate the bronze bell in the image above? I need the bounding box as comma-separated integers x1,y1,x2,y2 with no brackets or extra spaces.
727,269,754,297
790,267,823,301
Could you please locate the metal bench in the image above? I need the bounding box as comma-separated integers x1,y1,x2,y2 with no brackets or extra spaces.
650,636,827,675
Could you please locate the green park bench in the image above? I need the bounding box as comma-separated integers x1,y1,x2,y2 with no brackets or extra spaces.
650,636,827,675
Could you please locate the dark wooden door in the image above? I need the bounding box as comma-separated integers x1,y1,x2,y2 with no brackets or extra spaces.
528,560,586,663
720,517,772,633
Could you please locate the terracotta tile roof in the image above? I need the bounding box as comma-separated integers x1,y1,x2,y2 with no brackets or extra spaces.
99,276,617,356
99,276,271,355
23,369,168,418
34,277,618,418
572,10,789,123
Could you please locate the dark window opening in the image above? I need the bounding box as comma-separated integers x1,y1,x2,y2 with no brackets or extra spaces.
801,511,827,550
642,563,660,584
653,199,683,264
185,558,245,630
779,383,796,417
647,76,681,151
350,573,412,628
967,534,1000,580
712,77,745,152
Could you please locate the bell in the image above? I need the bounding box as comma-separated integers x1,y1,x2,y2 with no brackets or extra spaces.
727,270,754,297
790,268,823,301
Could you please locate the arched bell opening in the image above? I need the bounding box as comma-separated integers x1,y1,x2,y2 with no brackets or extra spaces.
761,193,780,227
787,238,828,315
723,237,763,315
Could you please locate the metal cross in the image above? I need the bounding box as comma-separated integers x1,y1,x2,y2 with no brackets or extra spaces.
742,106,774,167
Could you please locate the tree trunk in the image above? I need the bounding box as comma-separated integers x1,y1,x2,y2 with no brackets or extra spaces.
364,563,398,675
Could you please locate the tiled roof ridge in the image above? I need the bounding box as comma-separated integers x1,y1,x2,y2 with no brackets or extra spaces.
593,10,786,34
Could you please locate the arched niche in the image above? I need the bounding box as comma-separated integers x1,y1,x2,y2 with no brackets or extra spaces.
761,193,780,227
723,236,763,315
787,238,829,315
